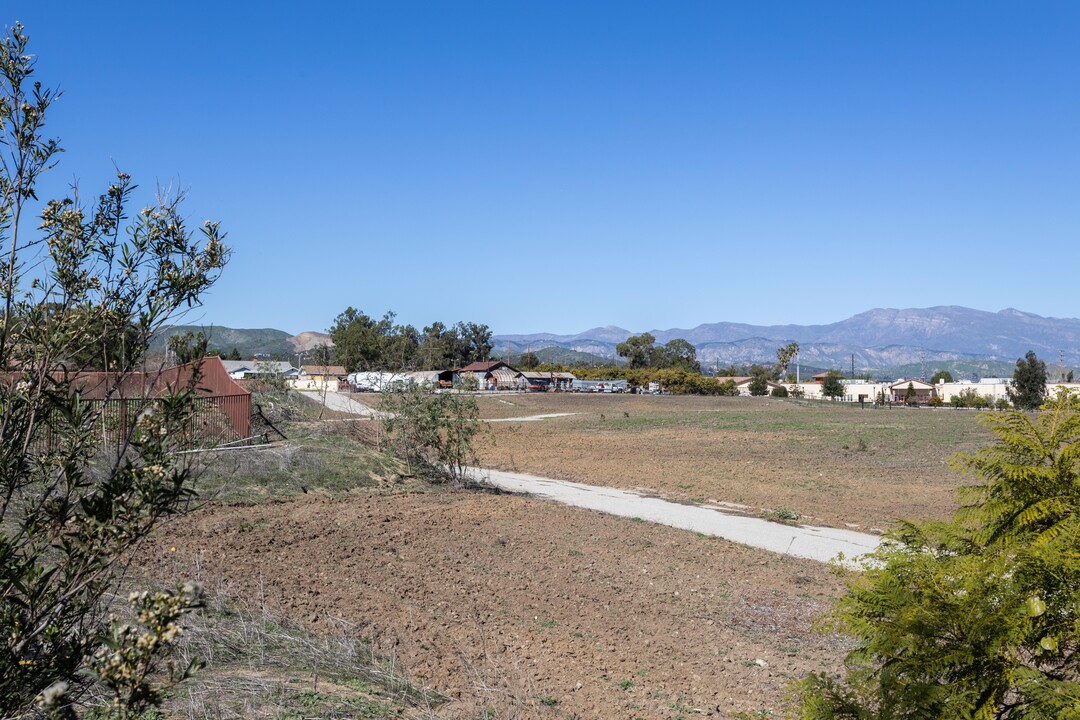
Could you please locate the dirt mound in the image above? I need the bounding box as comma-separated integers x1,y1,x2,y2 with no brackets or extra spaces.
141,492,850,718
289,331,333,352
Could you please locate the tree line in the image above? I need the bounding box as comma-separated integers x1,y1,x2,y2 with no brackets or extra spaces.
615,333,702,373
327,308,494,373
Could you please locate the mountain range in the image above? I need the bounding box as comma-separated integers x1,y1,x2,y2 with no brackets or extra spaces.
158,306,1080,379
496,306,1080,377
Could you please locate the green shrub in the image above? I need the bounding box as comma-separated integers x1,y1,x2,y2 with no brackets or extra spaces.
797,390,1080,719
748,375,770,396
717,379,740,396
381,385,479,484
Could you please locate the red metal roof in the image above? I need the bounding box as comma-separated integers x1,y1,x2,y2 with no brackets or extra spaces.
459,360,515,373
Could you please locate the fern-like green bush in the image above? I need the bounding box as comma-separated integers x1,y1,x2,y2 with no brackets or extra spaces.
797,389,1080,719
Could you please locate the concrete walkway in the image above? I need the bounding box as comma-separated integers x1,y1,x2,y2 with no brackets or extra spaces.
471,468,881,564
296,391,383,418
298,391,880,563
487,413,580,422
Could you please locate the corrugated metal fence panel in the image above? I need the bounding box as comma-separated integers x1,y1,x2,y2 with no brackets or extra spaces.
14,357,253,452
93,393,251,451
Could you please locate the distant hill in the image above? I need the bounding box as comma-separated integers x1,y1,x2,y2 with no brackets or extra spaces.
508,346,612,367
154,326,300,359
495,306,1080,378
288,331,333,352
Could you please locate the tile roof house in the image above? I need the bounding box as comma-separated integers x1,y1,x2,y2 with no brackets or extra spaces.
300,364,348,379
889,378,935,405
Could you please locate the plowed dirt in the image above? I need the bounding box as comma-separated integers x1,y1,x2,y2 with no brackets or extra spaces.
142,491,850,718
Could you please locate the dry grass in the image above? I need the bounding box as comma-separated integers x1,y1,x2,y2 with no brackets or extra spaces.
111,583,450,720
474,393,993,529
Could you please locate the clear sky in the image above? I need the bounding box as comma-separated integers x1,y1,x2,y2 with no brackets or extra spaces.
11,2,1080,335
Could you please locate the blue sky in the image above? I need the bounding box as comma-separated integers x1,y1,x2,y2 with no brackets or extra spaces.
11,2,1080,335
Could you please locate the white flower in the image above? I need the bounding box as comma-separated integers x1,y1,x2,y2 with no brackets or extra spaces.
37,681,68,709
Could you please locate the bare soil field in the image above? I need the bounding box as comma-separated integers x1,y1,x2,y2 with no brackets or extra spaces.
140,394,994,718
142,491,850,719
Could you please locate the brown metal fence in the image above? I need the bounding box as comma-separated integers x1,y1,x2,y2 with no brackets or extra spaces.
16,357,253,454
93,393,251,453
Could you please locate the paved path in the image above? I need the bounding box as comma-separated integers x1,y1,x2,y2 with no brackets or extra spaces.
299,391,880,563
487,413,579,422
296,391,383,418
471,468,881,564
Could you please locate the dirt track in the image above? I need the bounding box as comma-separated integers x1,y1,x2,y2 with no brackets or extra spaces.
143,491,850,719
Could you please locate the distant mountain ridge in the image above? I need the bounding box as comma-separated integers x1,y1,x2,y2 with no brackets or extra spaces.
496,306,1080,376
159,307,1080,378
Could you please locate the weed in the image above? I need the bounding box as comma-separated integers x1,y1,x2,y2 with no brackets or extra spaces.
238,518,271,531
618,679,635,690
761,507,801,522
539,695,559,706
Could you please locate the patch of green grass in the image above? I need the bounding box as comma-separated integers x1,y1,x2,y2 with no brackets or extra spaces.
238,518,271,531
761,507,801,523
